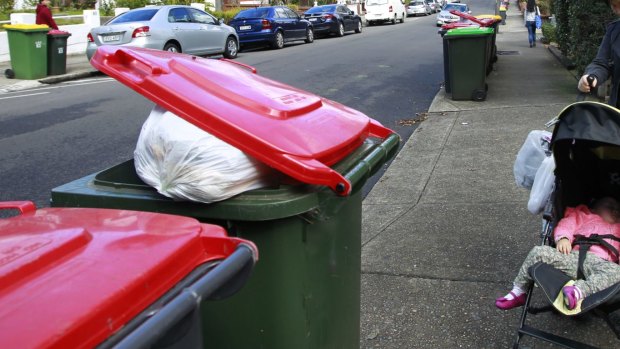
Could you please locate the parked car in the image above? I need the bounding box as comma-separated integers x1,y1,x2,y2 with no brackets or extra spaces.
365,0,406,25
426,0,442,13
303,5,362,37
436,2,469,26
406,0,432,16
229,6,314,50
86,5,239,60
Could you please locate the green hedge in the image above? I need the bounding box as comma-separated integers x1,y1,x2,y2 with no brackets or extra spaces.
553,0,615,75
0,0,14,13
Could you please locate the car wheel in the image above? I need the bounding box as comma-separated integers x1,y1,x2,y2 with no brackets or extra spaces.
391,15,396,24
355,20,362,33
163,42,181,53
305,28,314,43
271,31,284,49
337,22,345,37
400,13,405,23
223,36,238,59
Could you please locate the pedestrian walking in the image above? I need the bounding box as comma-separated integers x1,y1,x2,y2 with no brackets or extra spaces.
578,0,620,108
36,0,59,30
523,0,538,48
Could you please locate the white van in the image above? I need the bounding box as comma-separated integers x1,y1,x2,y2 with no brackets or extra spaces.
365,0,406,25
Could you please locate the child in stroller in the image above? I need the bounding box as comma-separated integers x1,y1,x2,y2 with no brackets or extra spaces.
496,196,620,311
510,102,620,348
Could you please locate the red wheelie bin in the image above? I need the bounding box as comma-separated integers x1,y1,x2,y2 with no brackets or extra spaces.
0,201,257,349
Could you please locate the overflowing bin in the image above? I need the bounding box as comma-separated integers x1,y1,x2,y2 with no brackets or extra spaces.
0,201,258,349
47,29,72,75
443,27,494,101
50,46,400,349
3,24,49,79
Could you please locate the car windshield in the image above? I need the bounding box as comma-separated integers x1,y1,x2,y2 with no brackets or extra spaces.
367,0,388,5
234,8,272,19
108,9,158,24
443,4,466,11
307,5,336,13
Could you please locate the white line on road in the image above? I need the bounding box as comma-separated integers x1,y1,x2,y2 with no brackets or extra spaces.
0,92,49,100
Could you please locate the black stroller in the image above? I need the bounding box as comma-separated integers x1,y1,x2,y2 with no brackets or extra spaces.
514,101,620,349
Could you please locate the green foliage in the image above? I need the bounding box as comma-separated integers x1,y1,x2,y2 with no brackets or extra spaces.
541,21,556,43
207,7,241,24
99,0,115,16
552,0,568,55
0,0,14,13
553,0,614,74
115,0,150,9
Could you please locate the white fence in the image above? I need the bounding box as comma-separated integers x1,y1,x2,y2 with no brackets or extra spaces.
0,10,100,62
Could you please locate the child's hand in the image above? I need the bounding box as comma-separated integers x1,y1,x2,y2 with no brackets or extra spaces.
557,238,572,254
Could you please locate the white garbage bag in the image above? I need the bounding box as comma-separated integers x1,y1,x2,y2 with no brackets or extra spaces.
134,106,275,203
527,155,555,214
514,130,552,189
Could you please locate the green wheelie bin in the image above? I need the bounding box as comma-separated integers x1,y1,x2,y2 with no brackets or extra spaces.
47,30,72,75
3,24,49,79
50,46,401,349
444,27,494,101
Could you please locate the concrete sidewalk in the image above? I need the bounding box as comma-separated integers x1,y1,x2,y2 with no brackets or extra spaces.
359,5,618,349
0,52,98,93
0,4,618,348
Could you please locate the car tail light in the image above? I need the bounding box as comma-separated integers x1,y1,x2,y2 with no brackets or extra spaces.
389,5,393,12
132,26,150,38
87,33,94,42
261,19,272,30
322,14,335,20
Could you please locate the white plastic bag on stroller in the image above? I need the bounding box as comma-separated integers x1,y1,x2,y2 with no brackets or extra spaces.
134,105,275,203
514,130,552,189
527,153,555,214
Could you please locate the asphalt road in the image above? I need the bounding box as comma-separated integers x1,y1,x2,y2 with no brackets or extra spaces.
0,1,496,207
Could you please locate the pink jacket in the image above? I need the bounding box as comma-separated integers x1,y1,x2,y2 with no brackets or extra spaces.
554,205,620,263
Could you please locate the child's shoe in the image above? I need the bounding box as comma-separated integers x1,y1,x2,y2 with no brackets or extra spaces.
562,285,583,310
495,292,526,310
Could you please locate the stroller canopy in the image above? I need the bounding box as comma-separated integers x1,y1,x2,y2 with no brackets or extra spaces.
551,102,620,208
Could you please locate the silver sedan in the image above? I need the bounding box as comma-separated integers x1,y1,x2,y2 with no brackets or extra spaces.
86,5,239,60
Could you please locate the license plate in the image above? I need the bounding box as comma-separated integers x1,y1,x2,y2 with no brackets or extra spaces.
309,18,317,22
102,35,121,42
239,25,252,30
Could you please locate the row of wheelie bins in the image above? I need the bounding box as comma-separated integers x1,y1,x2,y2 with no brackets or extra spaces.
439,14,501,101
2,24,71,79
1,45,400,348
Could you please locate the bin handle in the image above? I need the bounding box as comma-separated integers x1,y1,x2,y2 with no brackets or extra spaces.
111,244,256,349
343,133,400,190
449,10,485,25
0,201,37,215
219,58,257,74
113,48,166,76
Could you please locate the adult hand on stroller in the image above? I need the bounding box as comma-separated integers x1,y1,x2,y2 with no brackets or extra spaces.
556,237,572,254
578,74,597,93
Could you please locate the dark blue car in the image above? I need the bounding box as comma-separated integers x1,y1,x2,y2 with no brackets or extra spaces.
229,6,314,50
303,5,363,37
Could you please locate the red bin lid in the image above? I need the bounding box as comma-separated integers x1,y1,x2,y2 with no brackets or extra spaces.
90,46,395,196
0,201,254,349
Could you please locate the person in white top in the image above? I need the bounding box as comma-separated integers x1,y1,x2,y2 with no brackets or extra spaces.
523,0,538,48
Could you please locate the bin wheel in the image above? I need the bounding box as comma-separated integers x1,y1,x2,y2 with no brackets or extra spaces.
472,89,486,101
4,69,14,79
